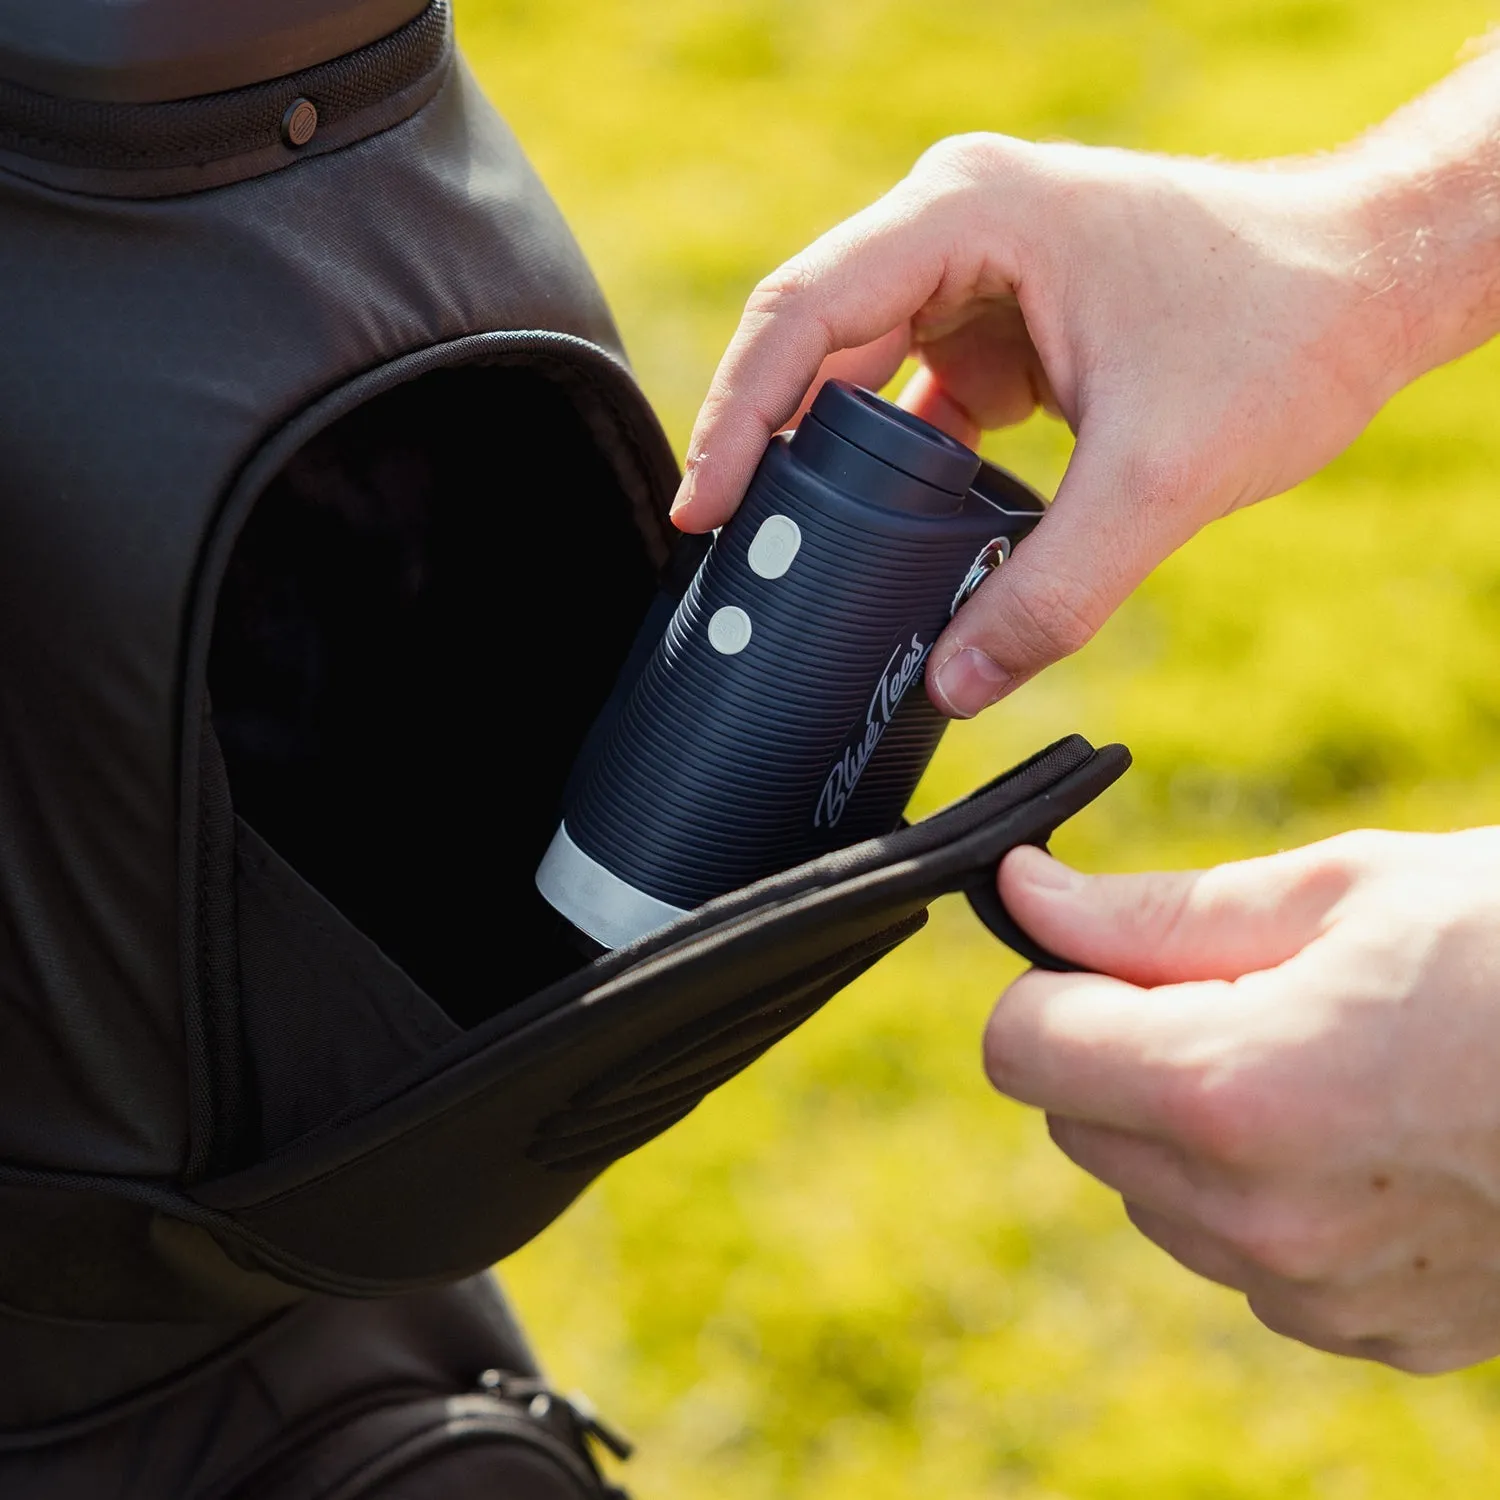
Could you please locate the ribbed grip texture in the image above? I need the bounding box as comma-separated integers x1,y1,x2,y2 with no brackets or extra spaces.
565,439,1014,908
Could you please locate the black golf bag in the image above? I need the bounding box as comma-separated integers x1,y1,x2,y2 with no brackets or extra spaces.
0,1,1127,1491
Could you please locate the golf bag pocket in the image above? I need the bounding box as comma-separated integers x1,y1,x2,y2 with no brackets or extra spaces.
164,309,1132,1294
188,727,1127,1293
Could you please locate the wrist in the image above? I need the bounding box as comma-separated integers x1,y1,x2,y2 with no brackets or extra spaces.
1195,155,1430,425
1329,54,1500,390
1296,156,1437,406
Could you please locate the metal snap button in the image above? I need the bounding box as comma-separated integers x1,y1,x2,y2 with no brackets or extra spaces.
281,98,319,148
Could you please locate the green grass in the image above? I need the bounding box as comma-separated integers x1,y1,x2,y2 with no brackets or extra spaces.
455,2,1500,1492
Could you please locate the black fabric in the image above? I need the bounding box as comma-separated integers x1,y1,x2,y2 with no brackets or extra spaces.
0,1181,302,1437
0,1,453,196
190,712,254,1174
0,56,631,1183
0,0,430,103
209,1395,612,1500
0,27,675,1436
209,365,662,1030
183,737,1127,1293
526,926,921,1175
236,819,461,1157
0,0,1131,1457
0,1273,618,1498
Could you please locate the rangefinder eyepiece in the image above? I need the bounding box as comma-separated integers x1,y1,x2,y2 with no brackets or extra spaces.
536,381,1047,950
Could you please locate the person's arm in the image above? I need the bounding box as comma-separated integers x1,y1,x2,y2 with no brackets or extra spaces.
670,42,1500,719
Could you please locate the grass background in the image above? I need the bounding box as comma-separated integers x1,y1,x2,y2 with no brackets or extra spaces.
456,2,1500,1492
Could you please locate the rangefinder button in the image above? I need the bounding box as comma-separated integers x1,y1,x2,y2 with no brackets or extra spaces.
708,606,753,655
747,514,802,579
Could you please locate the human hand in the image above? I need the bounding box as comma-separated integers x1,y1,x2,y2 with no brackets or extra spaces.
668,136,1424,719
985,831,1500,1372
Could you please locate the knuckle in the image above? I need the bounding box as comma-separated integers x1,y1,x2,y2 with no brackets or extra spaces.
1249,1292,1356,1355
1317,827,1388,868
1307,1297,1378,1347
1248,1289,1368,1352
1218,1204,1336,1282
1257,842,1362,919
914,131,1014,185
1377,1342,1464,1376
1280,829,1413,928
1246,1291,1305,1344
1154,1030,1316,1173
745,259,821,320
1154,1059,1267,1168
1130,874,1199,959
743,262,840,377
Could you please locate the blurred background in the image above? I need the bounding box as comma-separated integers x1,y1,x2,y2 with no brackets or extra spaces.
457,2,1500,1493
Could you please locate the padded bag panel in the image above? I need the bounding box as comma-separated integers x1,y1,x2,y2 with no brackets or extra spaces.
190,736,1128,1293
0,18,632,1180
0,0,685,1430
0,1272,620,1498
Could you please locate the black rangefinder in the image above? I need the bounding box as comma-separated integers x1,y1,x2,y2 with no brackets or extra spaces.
536,380,1046,949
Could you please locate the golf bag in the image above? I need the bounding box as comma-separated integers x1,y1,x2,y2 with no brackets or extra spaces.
0,0,1127,1490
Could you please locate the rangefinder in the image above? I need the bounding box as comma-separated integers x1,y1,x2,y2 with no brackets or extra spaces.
536,380,1047,949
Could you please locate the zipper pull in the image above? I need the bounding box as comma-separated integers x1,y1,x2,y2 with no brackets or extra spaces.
559,1389,635,1461
477,1369,635,1461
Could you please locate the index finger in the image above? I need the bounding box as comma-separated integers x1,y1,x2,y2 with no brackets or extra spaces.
669,172,1012,532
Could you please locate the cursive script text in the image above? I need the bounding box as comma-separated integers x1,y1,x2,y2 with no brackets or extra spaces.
814,633,931,829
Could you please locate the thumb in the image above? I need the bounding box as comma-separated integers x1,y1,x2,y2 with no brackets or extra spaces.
998,844,1351,986
926,428,1199,719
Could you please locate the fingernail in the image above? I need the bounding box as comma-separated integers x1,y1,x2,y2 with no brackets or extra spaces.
931,647,1011,719
1013,847,1082,893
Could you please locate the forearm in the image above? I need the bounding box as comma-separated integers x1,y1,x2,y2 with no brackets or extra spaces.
1341,39,1500,384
